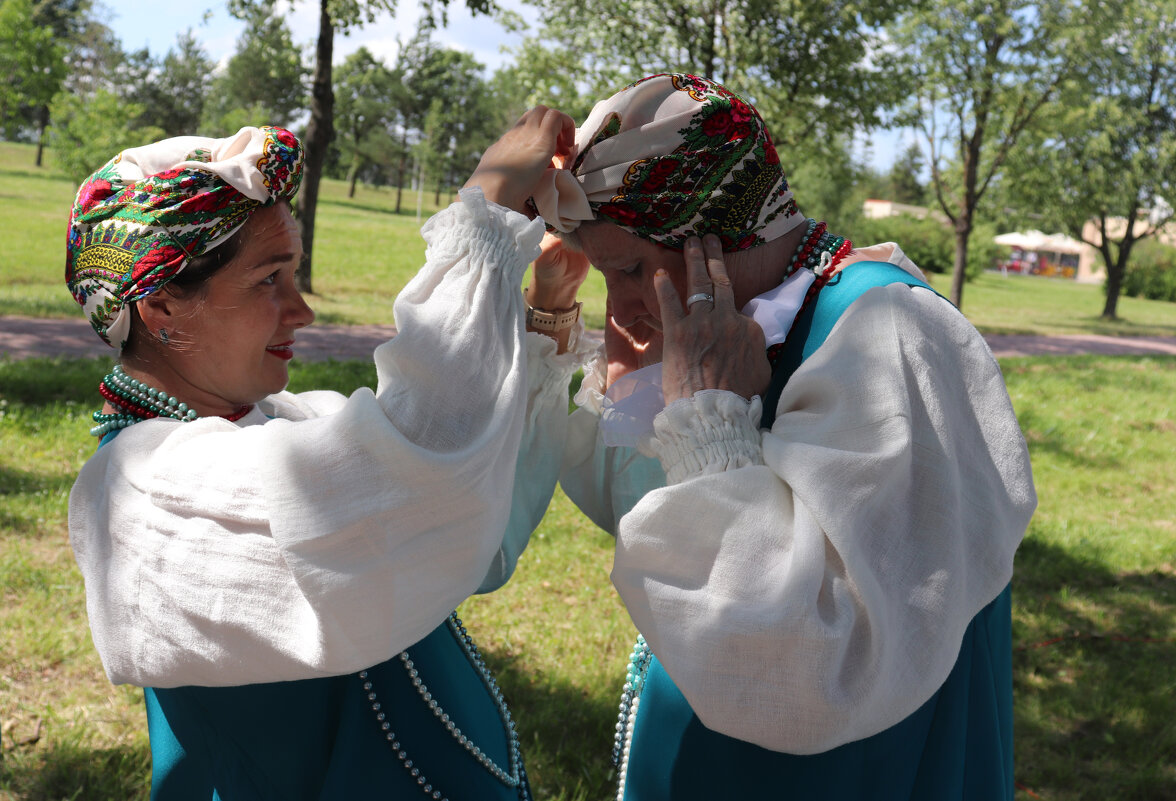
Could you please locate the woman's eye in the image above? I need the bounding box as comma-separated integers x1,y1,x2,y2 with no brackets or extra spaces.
623,262,641,276
262,271,280,285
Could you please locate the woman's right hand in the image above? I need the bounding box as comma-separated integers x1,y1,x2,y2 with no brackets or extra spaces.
464,106,576,215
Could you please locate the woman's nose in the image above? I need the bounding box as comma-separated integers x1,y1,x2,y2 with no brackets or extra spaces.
284,285,316,329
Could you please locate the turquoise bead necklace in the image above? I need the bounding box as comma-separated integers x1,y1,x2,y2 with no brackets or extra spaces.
91,364,250,437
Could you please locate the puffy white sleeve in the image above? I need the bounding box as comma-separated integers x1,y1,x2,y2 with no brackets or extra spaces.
610,284,1037,754
68,189,552,688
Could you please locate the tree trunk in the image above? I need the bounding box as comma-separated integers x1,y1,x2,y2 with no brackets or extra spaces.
347,159,360,198
1102,256,1125,320
294,0,335,295
34,105,49,167
1101,235,1137,320
395,132,407,214
950,218,971,309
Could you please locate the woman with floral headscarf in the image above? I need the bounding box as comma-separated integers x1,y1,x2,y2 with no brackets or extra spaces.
524,74,1037,800
66,108,581,800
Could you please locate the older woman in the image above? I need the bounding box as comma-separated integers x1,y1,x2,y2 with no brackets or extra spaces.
66,109,582,800
527,74,1037,800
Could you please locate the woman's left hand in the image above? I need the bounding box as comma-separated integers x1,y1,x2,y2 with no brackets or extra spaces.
464,105,576,215
654,235,770,404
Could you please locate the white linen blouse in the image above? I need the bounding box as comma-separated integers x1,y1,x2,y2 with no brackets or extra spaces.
560,245,1037,754
69,189,586,689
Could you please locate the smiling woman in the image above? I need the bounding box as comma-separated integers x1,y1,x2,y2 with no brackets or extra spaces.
62,111,582,800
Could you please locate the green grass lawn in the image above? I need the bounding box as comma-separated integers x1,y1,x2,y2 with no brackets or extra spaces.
3,141,1174,336
1,354,1174,800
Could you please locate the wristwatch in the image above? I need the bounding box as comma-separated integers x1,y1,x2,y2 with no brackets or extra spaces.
525,299,581,352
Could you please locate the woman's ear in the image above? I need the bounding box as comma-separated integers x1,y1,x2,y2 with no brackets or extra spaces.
134,291,181,340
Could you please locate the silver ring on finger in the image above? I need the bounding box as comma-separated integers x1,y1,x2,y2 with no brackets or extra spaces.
686,292,714,310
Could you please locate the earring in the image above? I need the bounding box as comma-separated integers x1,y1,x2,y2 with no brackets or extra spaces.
158,328,170,344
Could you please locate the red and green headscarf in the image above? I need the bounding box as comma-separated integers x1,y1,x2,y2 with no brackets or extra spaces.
65,126,303,349
532,74,804,251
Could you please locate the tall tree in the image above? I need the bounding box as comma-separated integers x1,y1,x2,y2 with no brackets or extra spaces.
229,0,494,293
48,89,166,182
889,0,1093,309
887,142,927,206
204,8,306,134
0,0,68,151
333,47,403,197
121,31,215,137
410,48,492,205
1003,0,1176,319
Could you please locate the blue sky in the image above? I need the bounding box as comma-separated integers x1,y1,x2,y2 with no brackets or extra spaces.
104,0,534,72
103,0,903,173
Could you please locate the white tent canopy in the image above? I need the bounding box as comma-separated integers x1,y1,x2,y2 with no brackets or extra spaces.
993,230,1085,255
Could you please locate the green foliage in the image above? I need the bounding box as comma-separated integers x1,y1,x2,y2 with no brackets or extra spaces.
888,0,1094,307
46,90,166,184
1001,0,1176,318
333,47,405,192
1122,238,1176,303
412,48,493,201
853,214,956,273
785,137,870,231
887,142,927,206
202,8,307,134
119,31,214,137
488,38,596,124
517,0,914,157
0,0,68,138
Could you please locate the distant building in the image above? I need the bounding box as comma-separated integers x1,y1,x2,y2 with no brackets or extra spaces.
862,199,937,220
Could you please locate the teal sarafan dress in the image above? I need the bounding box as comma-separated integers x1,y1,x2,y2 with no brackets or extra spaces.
144,613,529,801
614,263,1016,801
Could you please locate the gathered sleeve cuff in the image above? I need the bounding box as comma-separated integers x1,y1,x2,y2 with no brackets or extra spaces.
650,391,765,485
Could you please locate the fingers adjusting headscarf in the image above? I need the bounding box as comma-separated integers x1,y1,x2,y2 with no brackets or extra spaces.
65,126,304,349
532,73,805,251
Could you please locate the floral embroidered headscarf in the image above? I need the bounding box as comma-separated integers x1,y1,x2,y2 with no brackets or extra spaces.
531,73,804,251
65,126,304,349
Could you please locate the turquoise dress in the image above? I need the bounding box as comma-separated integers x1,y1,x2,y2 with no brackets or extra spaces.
615,263,1015,800
144,614,529,801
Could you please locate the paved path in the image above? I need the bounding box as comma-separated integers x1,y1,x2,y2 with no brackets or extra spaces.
3,315,1176,362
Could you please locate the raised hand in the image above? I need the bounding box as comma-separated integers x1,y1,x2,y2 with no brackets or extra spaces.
527,233,590,311
653,235,770,403
463,106,576,215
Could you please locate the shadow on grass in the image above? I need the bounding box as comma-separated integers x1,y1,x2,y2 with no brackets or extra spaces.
485,652,617,801
0,358,106,405
0,740,150,801
0,464,77,537
1012,537,1176,800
